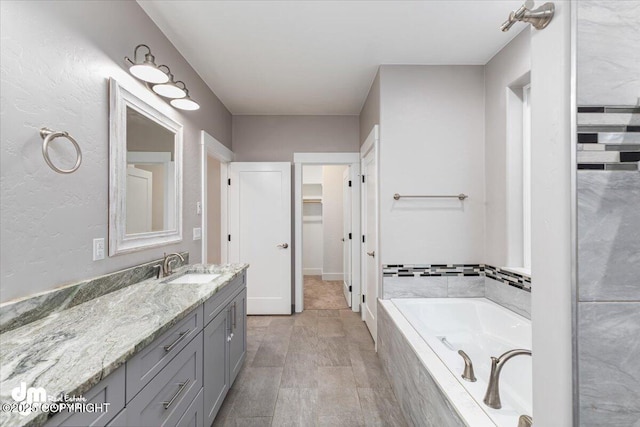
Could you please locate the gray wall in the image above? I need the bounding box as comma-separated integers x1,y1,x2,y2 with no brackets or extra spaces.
0,1,231,303
378,65,486,264
359,70,381,145
576,4,640,425
232,115,360,162
484,29,531,267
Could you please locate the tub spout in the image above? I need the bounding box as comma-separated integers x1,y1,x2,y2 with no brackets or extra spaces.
483,348,531,409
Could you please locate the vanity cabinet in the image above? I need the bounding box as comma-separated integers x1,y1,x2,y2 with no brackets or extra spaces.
43,270,246,427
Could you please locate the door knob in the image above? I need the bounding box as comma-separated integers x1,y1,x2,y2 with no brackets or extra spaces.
367,251,375,257
277,243,289,249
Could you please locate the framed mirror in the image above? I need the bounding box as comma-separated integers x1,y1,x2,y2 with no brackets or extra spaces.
109,78,183,255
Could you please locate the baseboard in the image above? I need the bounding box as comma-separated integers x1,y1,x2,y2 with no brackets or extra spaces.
303,268,322,276
322,273,344,281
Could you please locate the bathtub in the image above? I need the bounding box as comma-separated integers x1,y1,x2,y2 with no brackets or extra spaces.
378,298,532,427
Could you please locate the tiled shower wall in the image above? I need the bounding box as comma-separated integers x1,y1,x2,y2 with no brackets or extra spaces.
576,2,640,425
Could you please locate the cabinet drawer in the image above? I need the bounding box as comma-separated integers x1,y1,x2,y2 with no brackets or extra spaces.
104,408,126,427
44,364,125,427
126,306,203,402
126,330,203,427
176,388,204,427
204,272,245,326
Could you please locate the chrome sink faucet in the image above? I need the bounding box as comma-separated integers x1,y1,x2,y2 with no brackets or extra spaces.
483,348,532,409
163,252,185,277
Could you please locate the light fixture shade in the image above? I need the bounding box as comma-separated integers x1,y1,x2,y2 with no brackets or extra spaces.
153,80,186,99
129,52,169,84
171,96,200,111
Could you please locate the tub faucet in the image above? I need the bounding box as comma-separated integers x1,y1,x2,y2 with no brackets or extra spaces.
483,348,532,409
163,252,185,276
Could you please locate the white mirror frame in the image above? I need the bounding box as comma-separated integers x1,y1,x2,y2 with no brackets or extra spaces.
109,78,183,256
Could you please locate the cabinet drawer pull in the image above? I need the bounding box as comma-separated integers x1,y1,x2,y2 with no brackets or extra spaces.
162,378,190,410
163,330,190,352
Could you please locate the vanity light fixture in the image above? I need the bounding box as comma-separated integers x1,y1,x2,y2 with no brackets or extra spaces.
125,44,199,112
170,84,200,111
125,44,169,84
152,67,187,99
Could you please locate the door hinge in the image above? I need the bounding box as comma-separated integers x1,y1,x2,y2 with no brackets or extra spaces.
349,285,352,292
348,180,352,187
362,235,365,243
228,178,231,185
348,232,352,240
228,234,231,242
362,294,366,303
362,175,365,183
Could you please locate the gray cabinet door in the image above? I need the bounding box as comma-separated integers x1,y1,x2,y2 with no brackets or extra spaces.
203,307,230,427
44,364,125,427
126,330,203,427
229,288,247,386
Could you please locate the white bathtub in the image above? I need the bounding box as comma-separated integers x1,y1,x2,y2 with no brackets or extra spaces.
389,298,532,427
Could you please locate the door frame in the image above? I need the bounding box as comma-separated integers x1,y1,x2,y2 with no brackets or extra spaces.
200,131,234,264
293,153,361,313
360,125,380,326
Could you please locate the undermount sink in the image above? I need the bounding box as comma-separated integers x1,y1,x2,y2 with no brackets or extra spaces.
166,273,221,285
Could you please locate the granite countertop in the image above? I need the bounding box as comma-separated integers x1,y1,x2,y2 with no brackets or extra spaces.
0,263,248,427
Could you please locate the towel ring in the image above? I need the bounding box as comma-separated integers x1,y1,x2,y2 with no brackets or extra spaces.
39,127,82,174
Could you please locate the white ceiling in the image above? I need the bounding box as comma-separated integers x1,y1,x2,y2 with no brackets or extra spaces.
139,1,525,115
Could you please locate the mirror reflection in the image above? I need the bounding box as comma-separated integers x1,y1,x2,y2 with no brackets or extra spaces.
125,107,176,234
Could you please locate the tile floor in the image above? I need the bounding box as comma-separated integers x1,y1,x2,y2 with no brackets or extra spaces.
303,276,349,310
212,307,407,426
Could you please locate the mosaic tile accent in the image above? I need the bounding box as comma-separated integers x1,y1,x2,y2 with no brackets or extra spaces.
382,264,531,292
484,265,531,291
0,252,189,334
577,105,640,170
383,264,483,277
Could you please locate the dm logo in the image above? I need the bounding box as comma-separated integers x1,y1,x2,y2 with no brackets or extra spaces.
11,382,47,404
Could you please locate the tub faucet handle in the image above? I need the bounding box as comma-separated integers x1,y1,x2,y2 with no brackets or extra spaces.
457,350,477,382
518,415,533,427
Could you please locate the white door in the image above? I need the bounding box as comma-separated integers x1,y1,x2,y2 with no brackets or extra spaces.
342,167,352,307
126,166,153,234
361,148,378,341
228,162,291,315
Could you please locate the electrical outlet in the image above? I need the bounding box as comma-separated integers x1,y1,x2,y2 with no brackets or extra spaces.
196,202,202,215
193,227,202,240
93,238,105,261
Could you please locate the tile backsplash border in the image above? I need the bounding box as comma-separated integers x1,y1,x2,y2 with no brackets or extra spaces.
383,264,531,292
383,263,532,318
0,252,189,334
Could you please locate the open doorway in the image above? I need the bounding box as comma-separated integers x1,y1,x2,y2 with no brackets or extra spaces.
201,130,234,265
206,156,222,264
294,153,361,313
302,164,350,310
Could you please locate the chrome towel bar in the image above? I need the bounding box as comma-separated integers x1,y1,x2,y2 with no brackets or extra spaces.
39,127,82,174
393,193,468,201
